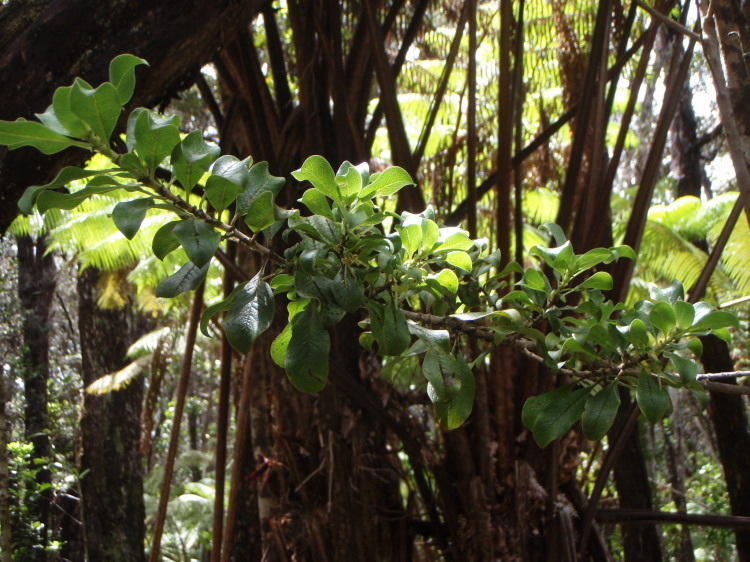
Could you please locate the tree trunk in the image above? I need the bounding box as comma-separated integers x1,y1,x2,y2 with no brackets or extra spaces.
701,335,750,560
77,267,147,561
16,234,56,558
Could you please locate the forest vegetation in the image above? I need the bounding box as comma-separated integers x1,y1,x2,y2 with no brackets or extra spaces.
2,0,750,561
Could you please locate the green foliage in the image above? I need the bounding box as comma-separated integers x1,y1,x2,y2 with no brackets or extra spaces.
1,55,739,439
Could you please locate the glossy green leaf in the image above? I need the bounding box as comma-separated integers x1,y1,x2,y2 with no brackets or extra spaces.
623,318,650,347
577,271,613,291
112,197,154,239
649,280,684,304
422,349,452,402
687,337,703,358
69,78,121,142
445,251,472,272
149,221,182,261
636,373,670,423
292,155,341,204
173,218,221,267
574,248,615,272
540,222,567,245
582,383,621,441
674,300,695,330
51,84,91,138
432,354,475,429
108,54,148,105
666,352,699,386
522,385,575,430
690,307,740,332
300,188,334,219
0,118,79,154
367,300,410,356
244,190,276,232
171,130,220,192
271,324,293,368
398,224,422,257
531,240,575,270
429,268,459,293
18,167,103,214
199,283,247,337
205,155,249,212
154,261,209,298
649,301,676,337
285,305,330,393
360,166,414,199
133,109,180,173
520,268,548,292
223,273,275,353
342,165,363,200
530,385,590,448
435,231,473,252
332,271,364,313
36,183,119,213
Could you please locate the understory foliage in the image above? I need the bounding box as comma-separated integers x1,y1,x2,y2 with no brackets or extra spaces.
0,55,738,443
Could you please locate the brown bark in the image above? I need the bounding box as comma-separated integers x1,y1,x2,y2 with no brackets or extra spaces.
77,267,147,562
701,335,750,560
16,234,56,558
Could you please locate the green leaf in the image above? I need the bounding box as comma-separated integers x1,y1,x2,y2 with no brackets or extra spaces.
398,224,422,257
360,166,414,199
200,284,245,337
531,241,575,271
649,280,684,304
151,221,181,260
674,300,695,330
445,251,472,272
636,373,670,423
205,155,249,212
173,218,221,267
223,273,275,353
429,268,459,293
112,197,154,239
271,324,293,368
687,337,703,358
292,155,341,205
581,383,621,441
18,167,103,214
422,349,451,401
342,164,364,200
574,248,615,272
690,307,740,332
108,54,148,105
622,318,650,347
531,385,590,447
51,85,91,138
520,268,548,293
432,354,475,429
435,231,473,252
244,190,276,232
0,118,79,154
649,301,677,337
577,271,613,291
134,109,181,173
154,261,209,298
69,78,121,142
285,305,330,393
666,352,699,386
610,244,636,261
522,385,575,430
300,188,334,220
171,130,220,192
540,223,567,246
332,271,364,313
35,183,120,213
367,300,411,356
